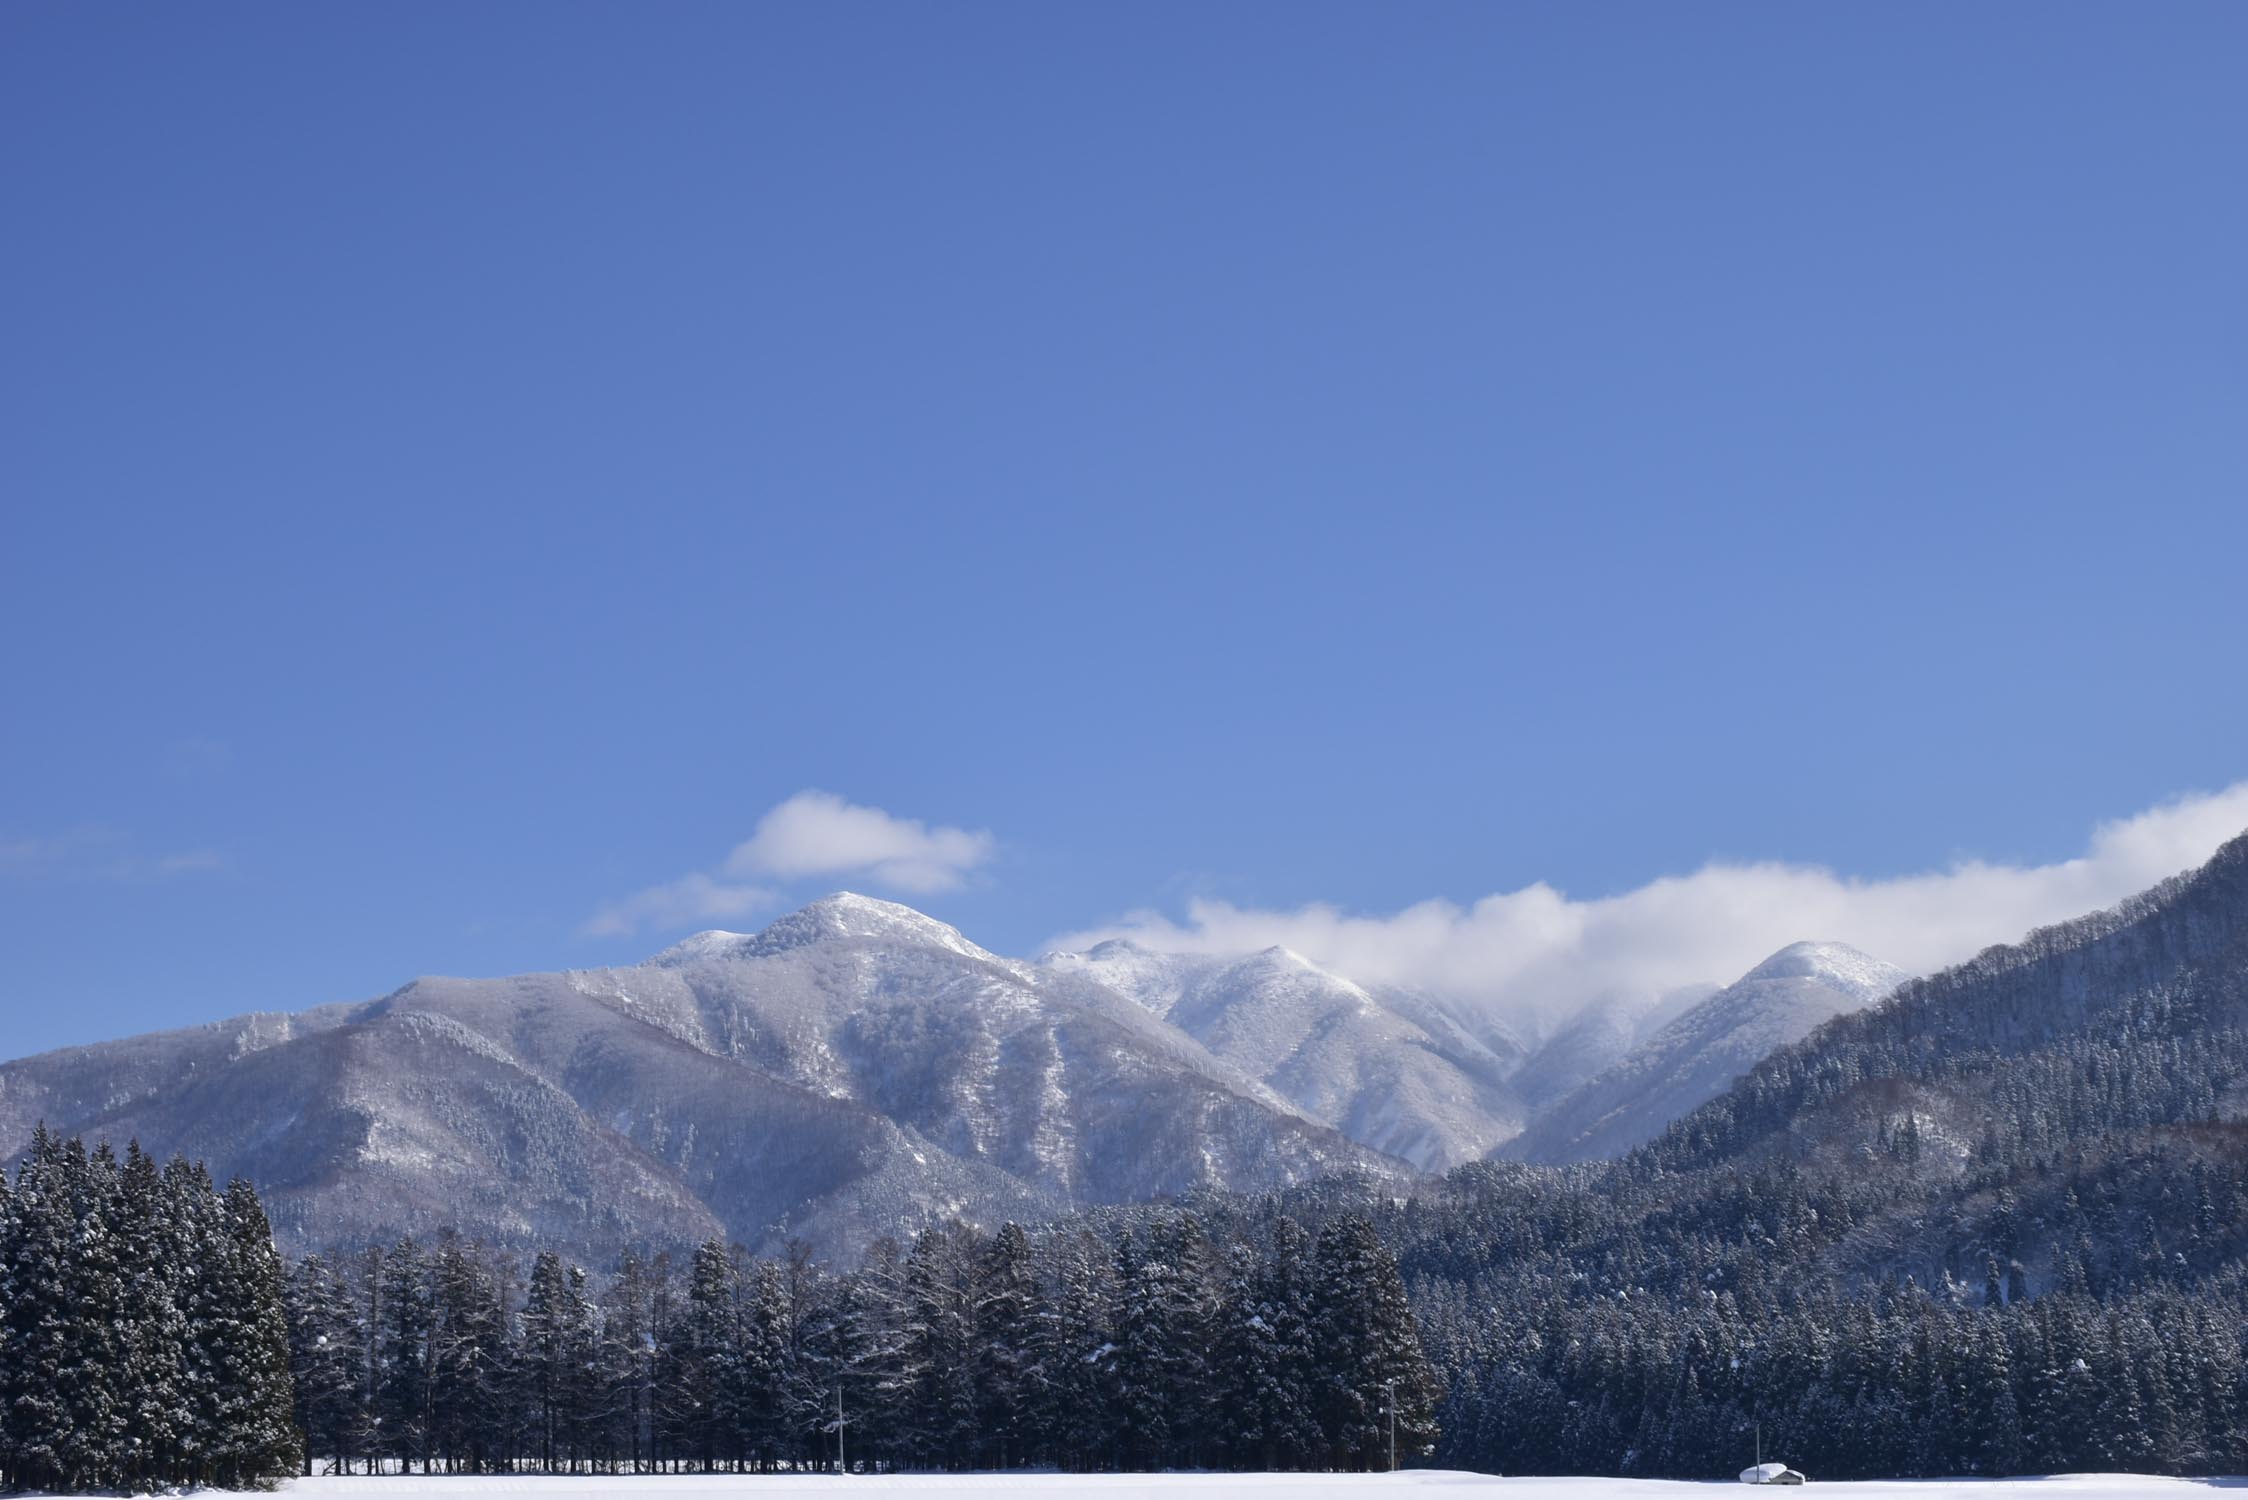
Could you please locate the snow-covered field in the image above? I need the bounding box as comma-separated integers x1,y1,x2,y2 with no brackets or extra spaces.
41,1473,2237,1499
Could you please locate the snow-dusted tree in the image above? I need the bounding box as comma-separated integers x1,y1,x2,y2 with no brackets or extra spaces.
974,1222,1036,1468
286,1252,366,1474
2,1128,93,1491
1310,1215,1439,1470
735,1258,788,1469
204,1177,302,1486
520,1251,577,1471
600,1249,663,1472
376,1235,436,1473
426,1235,510,1472
1108,1229,1173,1469
657,1238,738,1470
113,1143,188,1487
900,1222,980,1468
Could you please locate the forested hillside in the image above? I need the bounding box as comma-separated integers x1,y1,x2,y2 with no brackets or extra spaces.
1359,828,2248,1477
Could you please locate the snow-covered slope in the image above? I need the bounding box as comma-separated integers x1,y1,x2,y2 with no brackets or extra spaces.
1041,940,1528,1170
0,895,1407,1262
1502,941,1907,1164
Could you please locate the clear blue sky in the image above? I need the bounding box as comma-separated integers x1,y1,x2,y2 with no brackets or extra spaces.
4,2,2243,1055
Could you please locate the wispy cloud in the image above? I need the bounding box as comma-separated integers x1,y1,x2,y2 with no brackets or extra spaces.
0,827,227,882
584,872,780,939
1048,783,2248,1038
585,791,994,938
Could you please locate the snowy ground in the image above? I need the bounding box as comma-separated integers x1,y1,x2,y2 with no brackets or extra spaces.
45,1473,2239,1499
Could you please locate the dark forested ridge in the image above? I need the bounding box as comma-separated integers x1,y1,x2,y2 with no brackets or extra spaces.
1377,827,2248,1477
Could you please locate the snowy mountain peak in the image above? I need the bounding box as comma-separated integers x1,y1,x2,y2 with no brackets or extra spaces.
652,892,990,965
1739,941,1907,1001
1503,940,1909,1164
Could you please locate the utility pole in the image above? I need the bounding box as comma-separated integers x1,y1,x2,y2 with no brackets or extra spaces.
834,1384,848,1476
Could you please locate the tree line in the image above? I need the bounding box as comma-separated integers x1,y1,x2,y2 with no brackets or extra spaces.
0,1127,299,1493
1437,1274,2248,1478
283,1207,1437,1476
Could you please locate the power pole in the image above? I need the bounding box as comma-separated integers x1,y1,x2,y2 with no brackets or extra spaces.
836,1384,848,1476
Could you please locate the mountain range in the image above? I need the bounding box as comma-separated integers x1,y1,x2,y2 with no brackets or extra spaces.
0,886,1922,1259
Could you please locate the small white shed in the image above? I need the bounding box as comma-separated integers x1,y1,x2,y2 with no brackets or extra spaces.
1740,1461,1807,1484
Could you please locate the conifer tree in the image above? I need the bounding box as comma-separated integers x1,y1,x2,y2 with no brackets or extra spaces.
974,1222,1036,1468
2,1127,83,1491
286,1253,366,1474
1310,1215,1440,1470
114,1143,188,1488
377,1236,435,1473
206,1177,303,1486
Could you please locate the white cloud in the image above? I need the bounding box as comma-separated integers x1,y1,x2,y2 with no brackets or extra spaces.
722,790,994,894
584,873,779,939
1048,783,2248,1040
585,791,993,938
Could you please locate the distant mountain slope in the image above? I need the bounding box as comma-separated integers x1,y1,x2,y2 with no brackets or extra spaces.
1374,827,2248,1483
0,894,1407,1261
1041,939,1528,1170
1645,827,2248,1185
1504,941,1905,1163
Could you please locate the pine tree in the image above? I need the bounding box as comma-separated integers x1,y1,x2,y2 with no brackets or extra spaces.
205,1177,303,1487
377,1235,435,1473
900,1223,980,1469
521,1251,574,1472
113,1143,188,1488
2,1128,84,1491
167,1156,230,1485
1028,1228,1113,1470
1214,1237,1279,1468
974,1222,1036,1468
428,1236,509,1473
1310,1215,1440,1470
286,1252,366,1475
601,1250,661,1473
658,1238,738,1471
1110,1225,1201,1470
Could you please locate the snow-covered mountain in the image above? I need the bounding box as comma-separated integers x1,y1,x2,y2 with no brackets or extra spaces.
0,887,1923,1259
0,894,1406,1261
1040,940,1528,1170
1500,940,1907,1164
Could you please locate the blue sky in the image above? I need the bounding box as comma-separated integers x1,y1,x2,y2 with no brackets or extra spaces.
3,3,2244,1055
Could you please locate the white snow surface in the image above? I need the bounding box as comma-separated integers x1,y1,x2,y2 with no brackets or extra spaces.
38,1470,2239,1499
